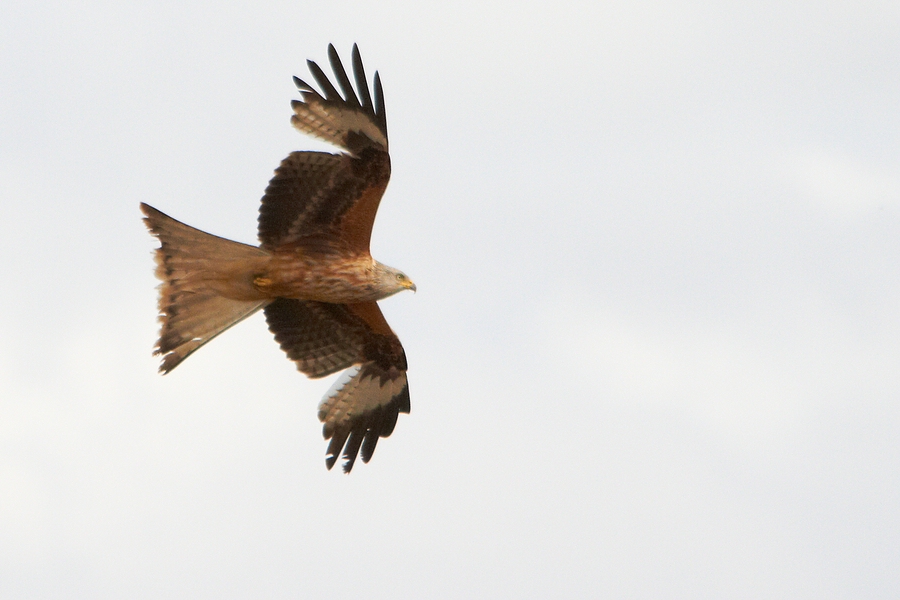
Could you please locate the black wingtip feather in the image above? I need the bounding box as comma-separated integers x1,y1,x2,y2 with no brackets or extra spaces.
325,434,345,471
307,59,340,101
360,431,379,464
373,72,386,132
359,409,387,464
293,75,312,91
351,45,373,111
328,44,360,107
341,430,365,473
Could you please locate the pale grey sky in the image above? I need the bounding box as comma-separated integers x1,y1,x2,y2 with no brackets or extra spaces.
1,1,899,598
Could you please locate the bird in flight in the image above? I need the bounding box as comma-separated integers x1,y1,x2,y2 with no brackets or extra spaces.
140,44,414,473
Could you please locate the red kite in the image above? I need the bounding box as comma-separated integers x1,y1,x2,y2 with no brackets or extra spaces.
141,45,414,472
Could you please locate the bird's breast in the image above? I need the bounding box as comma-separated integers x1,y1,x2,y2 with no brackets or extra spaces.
254,250,381,303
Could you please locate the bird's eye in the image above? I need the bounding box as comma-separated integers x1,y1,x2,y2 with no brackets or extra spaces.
397,273,406,280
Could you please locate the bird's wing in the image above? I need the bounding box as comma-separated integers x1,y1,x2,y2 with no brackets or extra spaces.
264,299,409,472
258,44,391,253
291,44,388,154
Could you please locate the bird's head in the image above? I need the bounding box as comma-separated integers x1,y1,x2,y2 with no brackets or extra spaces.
374,262,416,298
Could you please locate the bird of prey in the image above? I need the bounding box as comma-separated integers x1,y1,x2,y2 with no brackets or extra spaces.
140,45,414,473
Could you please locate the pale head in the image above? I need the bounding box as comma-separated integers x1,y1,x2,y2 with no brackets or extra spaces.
374,261,416,299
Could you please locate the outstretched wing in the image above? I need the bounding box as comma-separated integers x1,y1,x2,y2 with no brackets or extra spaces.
264,299,410,472
258,44,390,253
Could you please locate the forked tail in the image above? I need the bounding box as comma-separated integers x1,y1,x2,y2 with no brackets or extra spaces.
140,203,271,373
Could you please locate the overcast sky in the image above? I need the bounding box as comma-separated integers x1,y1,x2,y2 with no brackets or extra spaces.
2,1,899,598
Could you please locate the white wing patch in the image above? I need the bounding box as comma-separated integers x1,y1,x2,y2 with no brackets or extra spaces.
291,100,388,153
318,364,407,436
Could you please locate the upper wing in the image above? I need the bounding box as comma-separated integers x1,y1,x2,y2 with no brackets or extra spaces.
258,44,391,253
264,298,410,472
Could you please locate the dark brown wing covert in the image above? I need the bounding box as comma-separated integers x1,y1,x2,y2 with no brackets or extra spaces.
264,297,372,378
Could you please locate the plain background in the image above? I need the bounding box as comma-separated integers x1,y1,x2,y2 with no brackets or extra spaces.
1,1,898,597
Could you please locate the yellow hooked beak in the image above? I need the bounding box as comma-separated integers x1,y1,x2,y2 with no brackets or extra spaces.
404,279,417,293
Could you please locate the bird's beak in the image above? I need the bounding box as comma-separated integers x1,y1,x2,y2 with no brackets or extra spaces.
406,280,417,293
